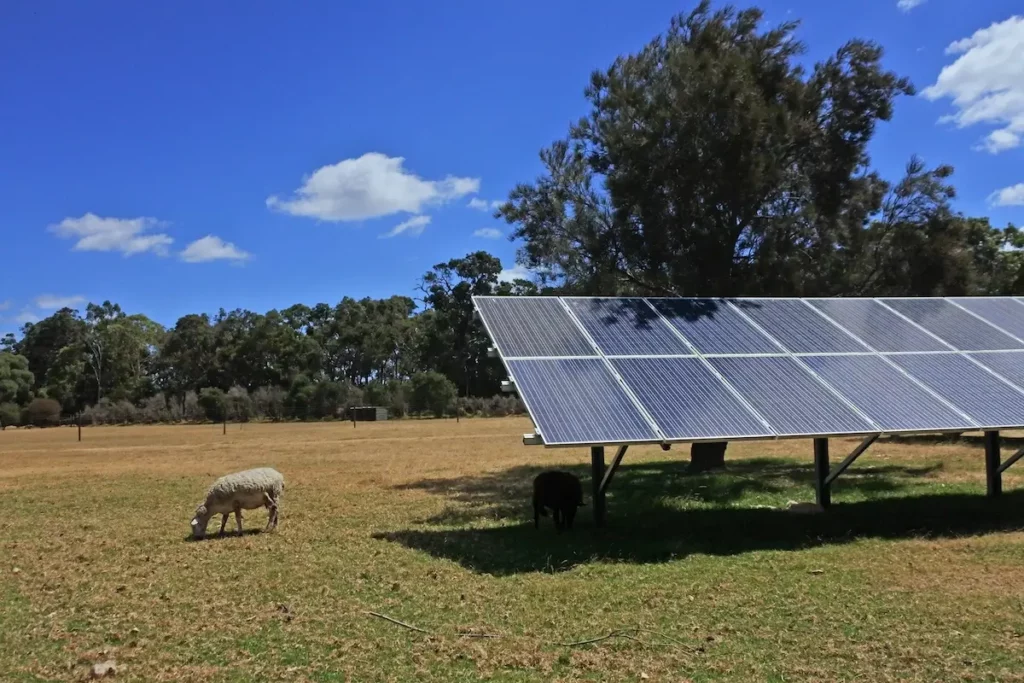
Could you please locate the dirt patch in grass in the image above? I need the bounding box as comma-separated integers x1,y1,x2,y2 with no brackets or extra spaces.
2,420,1024,681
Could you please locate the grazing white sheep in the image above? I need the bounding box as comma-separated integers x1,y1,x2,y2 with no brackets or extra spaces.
190,467,284,539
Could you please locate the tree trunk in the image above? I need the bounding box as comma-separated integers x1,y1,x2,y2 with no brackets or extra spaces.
689,441,728,472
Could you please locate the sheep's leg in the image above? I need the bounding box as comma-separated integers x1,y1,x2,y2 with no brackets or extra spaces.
234,502,243,535
218,513,229,536
263,493,278,531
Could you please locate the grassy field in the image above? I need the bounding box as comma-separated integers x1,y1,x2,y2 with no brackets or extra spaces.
2,419,1024,682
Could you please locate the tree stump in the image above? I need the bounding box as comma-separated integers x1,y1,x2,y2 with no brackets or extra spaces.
689,441,727,472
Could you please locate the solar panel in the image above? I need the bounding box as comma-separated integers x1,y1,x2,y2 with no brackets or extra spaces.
800,354,976,432
888,353,1024,429
612,357,773,440
966,351,1024,390
736,299,869,353
563,298,693,356
475,297,595,357
949,297,1024,342
806,298,949,352
649,298,783,354
505,358,660,445
473,295,1024,447
881,298,1024,351
708,356,876,437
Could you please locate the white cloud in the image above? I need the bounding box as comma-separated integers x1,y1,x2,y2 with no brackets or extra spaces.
49,213,173,256
380,215,431,239
35,294,86,310
498,265,533,282
267,153,480,222
921,16,1024,154
990,183,1024,206
0,300,10,312
15,310,40,325
897,0,926,12
180,235,252,264
473,227,503,239
468,198,502,212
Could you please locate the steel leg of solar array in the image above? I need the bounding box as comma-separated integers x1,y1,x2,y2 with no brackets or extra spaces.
984,430,1002,498
824,434,879,487
997,444,1024,475
599,445,628,497
814,438,831,509
591,446,606,527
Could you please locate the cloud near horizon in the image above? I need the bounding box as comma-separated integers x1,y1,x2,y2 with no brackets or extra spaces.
180,235,252,263
49,213,173,256
267,152,480,222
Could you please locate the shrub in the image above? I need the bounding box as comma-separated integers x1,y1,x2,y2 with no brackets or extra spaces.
0,402,20,429
198,387,228,422
109,400,140,424
22,398,61,427
140,394,171,423
311,381,357,419
252,386,285,421
362,381,390,407
227,386,252,422
285,375,316,420
183,391,203,422
409,372,457,418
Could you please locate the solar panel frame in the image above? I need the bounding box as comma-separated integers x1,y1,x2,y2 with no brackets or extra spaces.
473,294,1024,448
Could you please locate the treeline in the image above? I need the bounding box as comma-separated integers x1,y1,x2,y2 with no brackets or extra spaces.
4,2,1024,432
0,252,533,428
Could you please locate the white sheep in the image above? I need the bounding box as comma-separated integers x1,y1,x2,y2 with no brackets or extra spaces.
190,467,284,539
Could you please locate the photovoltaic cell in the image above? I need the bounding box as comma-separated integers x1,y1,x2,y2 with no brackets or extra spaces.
735,299,868,353
949,297,1024,342
709,356,876,436
881,299,1024,351
888,353,1024,428
612,357,772,440
967,351,1024,390
801,355,975,431
474,297,595,358
649,299,783,354
806,298,949,352
506,358,660,445
564,298,693,356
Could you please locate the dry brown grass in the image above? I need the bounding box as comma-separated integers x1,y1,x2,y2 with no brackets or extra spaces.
2,419,1024,682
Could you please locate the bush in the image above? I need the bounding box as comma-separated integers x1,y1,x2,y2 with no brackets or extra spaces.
140,394,172,423
109,400,139,424
227,386,252,422
409,372,457,418
198,387,228,422
0,402,20,429
362,381,390,407
22,398,61,427
183,391,203,421
252,386,285,421
310,381,357,419
286,375,316,420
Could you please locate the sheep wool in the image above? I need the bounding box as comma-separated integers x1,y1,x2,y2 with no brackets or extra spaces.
191,467,285,539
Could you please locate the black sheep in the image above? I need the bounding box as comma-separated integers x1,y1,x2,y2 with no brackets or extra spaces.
532,470,585,531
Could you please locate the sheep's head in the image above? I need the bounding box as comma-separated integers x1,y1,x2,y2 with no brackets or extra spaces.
190,504,211,539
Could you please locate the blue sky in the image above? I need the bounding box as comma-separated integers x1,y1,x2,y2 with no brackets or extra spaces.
1,0,1022,336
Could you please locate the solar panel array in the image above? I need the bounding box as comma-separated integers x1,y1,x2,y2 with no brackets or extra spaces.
473,296,1024,447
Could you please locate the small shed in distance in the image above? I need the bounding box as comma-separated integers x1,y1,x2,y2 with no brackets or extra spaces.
348,406,389,422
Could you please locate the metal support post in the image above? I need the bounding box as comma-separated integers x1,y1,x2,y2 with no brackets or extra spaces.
591,446,606,527
814,438,830,509
824,434,879,486
598,445,628,496
985,430,1001,498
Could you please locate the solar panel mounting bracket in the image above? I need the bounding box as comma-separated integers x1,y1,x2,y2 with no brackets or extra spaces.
501,380,516,394
523,433,543,446
487,347,499,359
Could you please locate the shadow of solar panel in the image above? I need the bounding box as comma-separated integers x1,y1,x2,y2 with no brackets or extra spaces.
564,298,693,356
950,297,1024,342
801,355,975,432
612,357,773,440
708,356,876,436
736,299,869,353
805,298,949,352
882,299,1024,351
506,358,660,445
967,351,1024,391
888,353,1024,428
649,298,782,354
474,297,595,357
